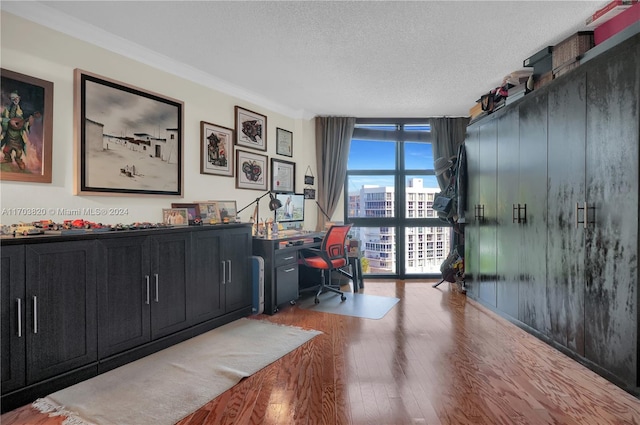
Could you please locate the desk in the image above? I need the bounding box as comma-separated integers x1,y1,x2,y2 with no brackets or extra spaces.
252,232,323,314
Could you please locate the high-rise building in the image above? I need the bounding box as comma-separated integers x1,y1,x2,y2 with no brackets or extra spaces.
350,178,451,274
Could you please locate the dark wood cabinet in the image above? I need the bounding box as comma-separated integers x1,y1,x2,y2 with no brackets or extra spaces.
97,232,191,358
24,241,97,384
1,224,252,413
1,245,26,393
465,34,640,392
190,226,252,323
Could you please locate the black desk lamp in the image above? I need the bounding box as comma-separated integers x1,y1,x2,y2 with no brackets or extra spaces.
237,190,282,222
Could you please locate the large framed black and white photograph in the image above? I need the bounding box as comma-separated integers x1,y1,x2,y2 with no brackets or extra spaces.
236,149,268,190
200,121,233,177
275,127,293,157
74,69,183,196
235,105,266,151
271,158,295,193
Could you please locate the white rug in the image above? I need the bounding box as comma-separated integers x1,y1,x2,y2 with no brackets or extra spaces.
33,318,321,425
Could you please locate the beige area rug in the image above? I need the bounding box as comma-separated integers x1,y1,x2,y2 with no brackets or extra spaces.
33,318,321,425
298,291,400,319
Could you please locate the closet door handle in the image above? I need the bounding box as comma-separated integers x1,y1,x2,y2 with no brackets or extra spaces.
32,296,38,334
519,204,527,224
583,202,589,229
154,273,159,303
145,275,150,305
17,298,22,338
576,202,588,228
512,204,518,223
227,260,232,283
221,261,226,284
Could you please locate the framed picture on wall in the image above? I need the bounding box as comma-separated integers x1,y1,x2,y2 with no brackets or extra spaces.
0,68,53,183
74,69,184,196
275,127,293,157
271,158,295,193
235,106,266,151
200,121,234,177
236,149,268,190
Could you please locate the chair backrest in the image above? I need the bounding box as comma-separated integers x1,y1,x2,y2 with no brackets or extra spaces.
321,224,353,260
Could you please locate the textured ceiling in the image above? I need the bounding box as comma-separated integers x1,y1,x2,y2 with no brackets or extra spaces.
3,1,607,119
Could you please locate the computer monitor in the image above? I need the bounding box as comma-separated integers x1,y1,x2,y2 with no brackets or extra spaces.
274,193,305,223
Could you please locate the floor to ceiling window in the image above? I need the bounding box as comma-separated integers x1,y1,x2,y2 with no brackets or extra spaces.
344,119,452,279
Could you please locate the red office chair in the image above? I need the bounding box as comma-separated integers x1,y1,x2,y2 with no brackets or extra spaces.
299,224,353,304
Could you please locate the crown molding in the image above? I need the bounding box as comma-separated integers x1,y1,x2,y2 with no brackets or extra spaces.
1,1,314,120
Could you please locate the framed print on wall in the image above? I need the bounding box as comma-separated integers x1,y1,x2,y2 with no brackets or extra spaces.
235,106,266,151
236,149,268,190
275,127,293,157
74,69,184,196
0,68,53,183
200,121,233,177
271,158,295,193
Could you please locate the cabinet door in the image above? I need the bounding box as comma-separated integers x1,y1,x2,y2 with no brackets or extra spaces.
97,236,151,358
547,71,587,356
518,91,549,333
1,245,26,393
223,227,252,312
584,41,640,385
150,232,191,339
464,124,480,299
477,118,498,307
495,107,520,319
25,241,97,384
190,230,224,323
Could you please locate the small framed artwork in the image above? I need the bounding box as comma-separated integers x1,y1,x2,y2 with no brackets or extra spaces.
213,201,238,223
0,68,53,183
200,121,233,177
162,208,188,226
74,69,184,196
303,187,316,200
171,203,200,224
235,106,266,151
195,201,219,223
276,127,293,157
236,149,268,190
271,158,295,193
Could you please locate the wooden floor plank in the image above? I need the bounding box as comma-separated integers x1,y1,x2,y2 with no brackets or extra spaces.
4,280,640,424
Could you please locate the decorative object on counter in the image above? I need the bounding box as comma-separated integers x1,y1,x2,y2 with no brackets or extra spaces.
271,158,295,193
200,121,234,177
0,68,53,183
212,201,238,223
74,69,184,196
234,106,266,151
162,208,188,226
236,149,268,190
275,127,293,157
171,203,201,225
195,201,219,224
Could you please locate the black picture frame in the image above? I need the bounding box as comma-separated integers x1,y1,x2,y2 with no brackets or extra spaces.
74,69,184,196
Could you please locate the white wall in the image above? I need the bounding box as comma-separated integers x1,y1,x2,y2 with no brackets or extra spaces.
0,12,319,229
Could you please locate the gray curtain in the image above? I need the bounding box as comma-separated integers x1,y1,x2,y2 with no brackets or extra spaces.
430,117,470,190
315,116,356,231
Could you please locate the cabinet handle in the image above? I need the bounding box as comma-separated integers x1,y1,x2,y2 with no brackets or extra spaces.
284,255,294,261
16,298,22,338
284,267,296,273
221,261,226,284
576,202,589,229
145,275,150,305
32,296,37,334
519,204,527,224
154,273,159,303
512,204,518,223
227,260,232,283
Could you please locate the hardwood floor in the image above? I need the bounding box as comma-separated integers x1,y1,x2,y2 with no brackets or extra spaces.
3,280,640,424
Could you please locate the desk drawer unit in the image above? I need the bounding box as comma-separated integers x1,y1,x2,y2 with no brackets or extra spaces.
274,249,299,305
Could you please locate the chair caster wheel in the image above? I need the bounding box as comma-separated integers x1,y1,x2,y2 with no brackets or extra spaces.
290,300,296,305
341,295,346,301
314,298,320,304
